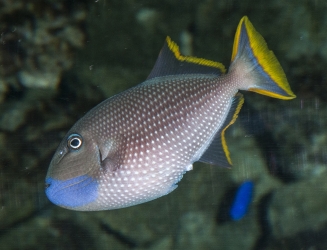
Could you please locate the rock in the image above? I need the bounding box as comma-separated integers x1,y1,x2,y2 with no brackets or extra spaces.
0,0,88,90
18,70,61,89
268,172,327,238
0,102,31,131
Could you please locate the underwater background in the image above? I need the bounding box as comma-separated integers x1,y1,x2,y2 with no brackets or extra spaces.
1,0,327,249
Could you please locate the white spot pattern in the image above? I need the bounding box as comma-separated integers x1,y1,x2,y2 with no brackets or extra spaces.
69,73,240,210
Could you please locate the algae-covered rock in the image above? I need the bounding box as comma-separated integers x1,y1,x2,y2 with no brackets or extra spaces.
0,0,87,94
268,172,327,239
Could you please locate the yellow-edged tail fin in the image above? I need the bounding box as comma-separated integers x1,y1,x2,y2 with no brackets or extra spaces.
230,16,296,100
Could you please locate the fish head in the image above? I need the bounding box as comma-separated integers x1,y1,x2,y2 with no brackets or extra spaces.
45,129,102,210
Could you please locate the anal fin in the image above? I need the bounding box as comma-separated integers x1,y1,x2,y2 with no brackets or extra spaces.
199,93,244,168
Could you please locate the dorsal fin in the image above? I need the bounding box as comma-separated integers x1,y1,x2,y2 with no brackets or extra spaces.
199,93,244,168
147,37,226,80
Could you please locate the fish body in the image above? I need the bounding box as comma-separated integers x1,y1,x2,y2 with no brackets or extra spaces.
230,181,254,221
45,16,295,211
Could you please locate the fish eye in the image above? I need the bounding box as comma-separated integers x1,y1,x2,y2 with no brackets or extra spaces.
67,134,83,150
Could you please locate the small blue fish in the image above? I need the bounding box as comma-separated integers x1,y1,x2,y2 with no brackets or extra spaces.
45,16,295,211
230,181,254,220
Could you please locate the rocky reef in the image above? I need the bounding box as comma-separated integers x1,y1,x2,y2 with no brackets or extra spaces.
0,0,87,97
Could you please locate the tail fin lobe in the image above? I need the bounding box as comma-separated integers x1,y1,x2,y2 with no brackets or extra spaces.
230,16,296,100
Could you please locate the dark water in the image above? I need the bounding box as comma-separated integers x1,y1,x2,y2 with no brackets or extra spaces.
1,0,327,249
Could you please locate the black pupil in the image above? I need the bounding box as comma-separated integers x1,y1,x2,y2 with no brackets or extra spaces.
70,138,80,148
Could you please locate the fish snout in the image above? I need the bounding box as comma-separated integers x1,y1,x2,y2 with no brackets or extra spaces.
45,175,98,210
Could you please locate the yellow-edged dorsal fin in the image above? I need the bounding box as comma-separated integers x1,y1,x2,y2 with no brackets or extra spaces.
147,36,226,80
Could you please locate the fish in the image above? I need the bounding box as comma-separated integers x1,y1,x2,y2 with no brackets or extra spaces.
45,16,295,211
230,180,254,221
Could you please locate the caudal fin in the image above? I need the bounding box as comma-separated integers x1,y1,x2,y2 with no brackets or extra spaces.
229,16,296,100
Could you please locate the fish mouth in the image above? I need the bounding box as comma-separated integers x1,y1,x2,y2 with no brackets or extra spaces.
45,175,98,209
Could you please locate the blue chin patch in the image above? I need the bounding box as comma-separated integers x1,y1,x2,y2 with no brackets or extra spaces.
45,175,98,208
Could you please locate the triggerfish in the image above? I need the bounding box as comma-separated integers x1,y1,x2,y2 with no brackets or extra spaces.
45,16,295,211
